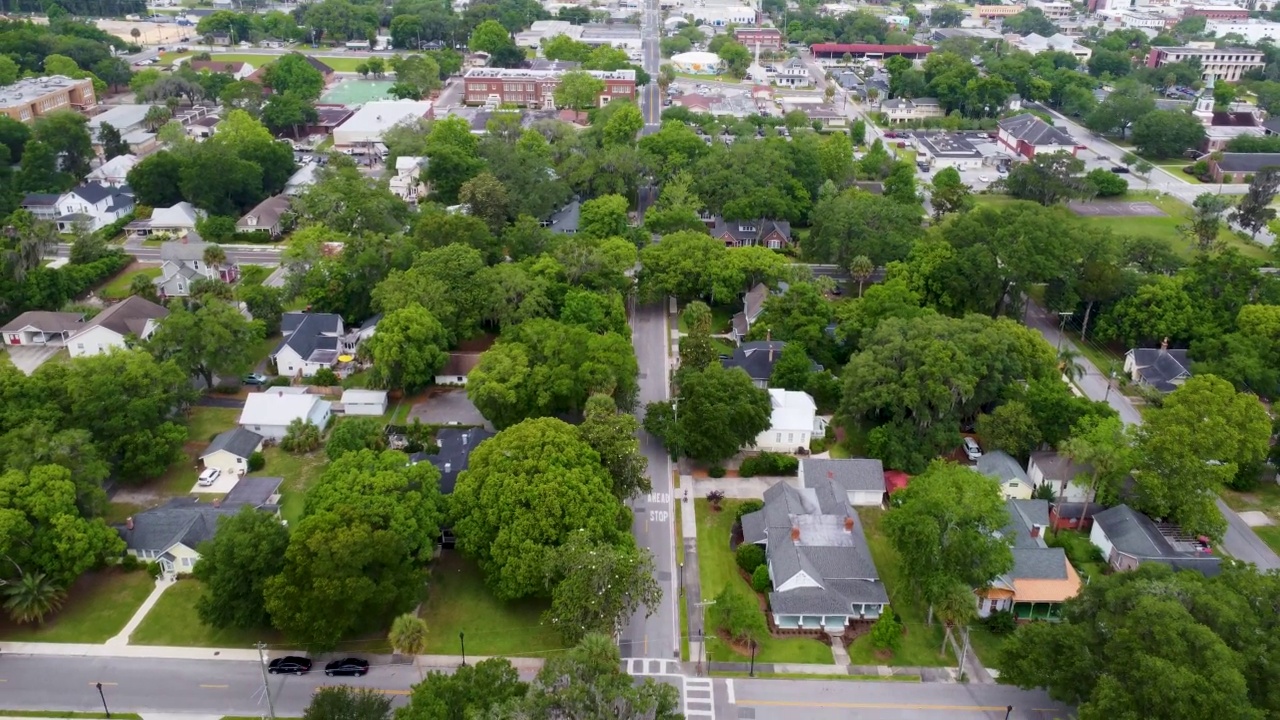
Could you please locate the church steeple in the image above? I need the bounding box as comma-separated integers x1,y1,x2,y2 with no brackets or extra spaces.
1194,76,1215,125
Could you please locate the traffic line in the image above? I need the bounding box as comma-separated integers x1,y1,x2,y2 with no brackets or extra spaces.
314,686,410,696
199,684,229,689
740,700,1017,711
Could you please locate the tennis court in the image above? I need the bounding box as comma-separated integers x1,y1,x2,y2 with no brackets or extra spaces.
321,80,396,105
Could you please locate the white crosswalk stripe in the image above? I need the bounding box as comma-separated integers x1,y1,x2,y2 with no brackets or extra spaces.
682,677,716,720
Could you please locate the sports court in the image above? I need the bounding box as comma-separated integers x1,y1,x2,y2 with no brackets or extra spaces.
321,80,396,105
1067,201,1167,217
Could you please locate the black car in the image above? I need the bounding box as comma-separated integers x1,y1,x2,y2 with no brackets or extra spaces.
1111,166,1131,174
268,656,313,675
325,658,370,677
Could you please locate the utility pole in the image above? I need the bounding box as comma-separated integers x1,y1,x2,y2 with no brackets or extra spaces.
693,599,716,676
1055,311,1072,352
956,626,971,681
257,642,277,720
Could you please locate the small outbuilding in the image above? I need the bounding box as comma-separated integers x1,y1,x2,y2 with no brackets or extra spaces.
341,388,388,416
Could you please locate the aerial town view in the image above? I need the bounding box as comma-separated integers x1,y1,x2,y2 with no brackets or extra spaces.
0,0,1278,717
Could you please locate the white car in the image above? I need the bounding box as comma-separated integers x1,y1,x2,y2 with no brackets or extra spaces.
978,175,991,183
197,467,222,487
963,437,983,462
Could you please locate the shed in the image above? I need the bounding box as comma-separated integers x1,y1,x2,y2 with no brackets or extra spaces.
200,427,264,476
341,389,388,416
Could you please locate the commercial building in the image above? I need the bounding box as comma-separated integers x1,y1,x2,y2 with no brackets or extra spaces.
810,43,932,63
1207,152,1280,183
1028,0,1074,20
1183,5,1250,20
0,75,95,123
332,100,433,146
735,26,784,51
514,20,642,50
1145,45,1266,81
997,113,1078,158
1204,20,1280,45
912,131,986,170
462,68,636,108
1008,32,1092,61
974,4,1022,19
880,97,945,123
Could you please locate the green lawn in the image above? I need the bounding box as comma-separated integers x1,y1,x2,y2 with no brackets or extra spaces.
1252,525,1280,556
419,552,565,658
0,569,154,643
694,499,833,664
100,265,162,300
131,579,282,647
161,52,368,72
964,626,1008,670
677,303,735,335
846,509,954,667
265,446,327,527
187,406,240,443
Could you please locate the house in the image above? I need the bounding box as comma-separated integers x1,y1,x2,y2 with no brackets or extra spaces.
739,481,889,632
236,195,292,237
116,477,283,578
409,427,496,494
54,182,134,232
709,218,792,249
1206,152,1280,183
436,352,482,385
756,389,826,453
544,199,580,234
996,113,1077,159
389,156,426,202
185,115,220,139
1,310,84,346
66,295,168,358
730,283,772,343
975,450,1034,500
340,388,387,416
155,237,239,298
773,57,812,88
879,98,944,124
1049,501,1106,532
86,154,138,187
199,427,264,477
976,499,1081,620
1090,504,1221,576
722,340,818,388
186,59,256,80
1123,342,1191,392
801,458,886,507
128,201,200,239
271,312,348,378
19,193,61,221
238,388,333,440
1027,451,1090,503
805,105,848,129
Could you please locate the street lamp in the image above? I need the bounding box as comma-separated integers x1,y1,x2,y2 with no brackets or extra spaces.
1104,370,1117,401
748,639,756,678
459,631,466,667
1004,705,1014,720
95,682,111,719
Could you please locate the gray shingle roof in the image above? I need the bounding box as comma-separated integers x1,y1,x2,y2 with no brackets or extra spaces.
1011,547,1068,580
82,295,167,337
709,217,792,246
67,181,115,205
1030,451,1088,483
410,427,496,494
998,113,1075,147
1127,348,1191,392
201,427,264,460
803,458,885,494
722,340,788,381
275,312,344,362
0,311,84,334
1093,504,1224,576
223,476,282,506
977,450,1031,485
117,486,281,553
1215,153,1280,174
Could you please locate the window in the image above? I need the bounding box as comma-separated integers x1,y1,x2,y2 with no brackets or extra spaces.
776,433,782,443
181,557,193,567
787,433,793,443
76,343,84,351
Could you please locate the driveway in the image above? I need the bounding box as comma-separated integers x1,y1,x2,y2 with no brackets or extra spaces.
407,389,491,429
4,345,63,375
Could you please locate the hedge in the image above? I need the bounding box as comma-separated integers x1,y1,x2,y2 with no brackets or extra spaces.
738,452,799,477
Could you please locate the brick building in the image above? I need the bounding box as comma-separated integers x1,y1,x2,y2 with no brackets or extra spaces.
0,76,95,123
734,27,784,51
1183,5,1250,20
462,68,636,109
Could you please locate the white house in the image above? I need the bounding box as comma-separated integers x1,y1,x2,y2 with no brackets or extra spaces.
66,295,168,358
755,389,824,453
239,389,333,440
340,389,387,416
199,427,264,477
86,154,139,187
389,156,427,202
235,195,292,237
271,312,348,378
128,201,201,238
154,237,239,298
1027,451,1090,503
54,182,134,232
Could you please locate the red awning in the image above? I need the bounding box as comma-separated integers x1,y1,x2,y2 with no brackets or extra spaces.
810,43,933,54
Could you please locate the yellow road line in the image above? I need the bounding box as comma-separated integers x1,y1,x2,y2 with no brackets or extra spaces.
740,700,1011,711
200,684,229,689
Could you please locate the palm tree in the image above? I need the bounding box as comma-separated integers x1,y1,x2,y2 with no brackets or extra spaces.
387,613,429,678
130,27,141,44
203,244,227,280
930,580,977,658
1057,347,1085,382
848,255,874,297
2,571,66,625
144,105,171,132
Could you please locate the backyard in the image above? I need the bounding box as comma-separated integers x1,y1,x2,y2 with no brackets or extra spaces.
0,569,155,643
98,263,162,301
418,552,564,658
694,498,835,665
130,579,283,647
268,445,329,527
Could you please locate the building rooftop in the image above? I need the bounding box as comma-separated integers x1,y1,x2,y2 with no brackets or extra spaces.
464,67,636,81
336,101,433,138
912,131,983,159
87,105,153,133
0,75,90,109
201,427,264,460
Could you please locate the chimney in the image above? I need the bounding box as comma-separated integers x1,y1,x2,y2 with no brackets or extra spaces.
1160,336,1169,351
126,517,134,530
844,516,854,532
1030,525,1041,539
444,462,452,473
790,526,800,541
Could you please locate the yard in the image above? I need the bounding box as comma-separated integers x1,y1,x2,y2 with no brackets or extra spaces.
187,406,240,444
266,446,327,527
0,569,155,643
418,552,564,658
160,52,368,73
677,303,735,336
99,263,163,300
694,499,834,665
130,579,283,647
1222,480,1280,555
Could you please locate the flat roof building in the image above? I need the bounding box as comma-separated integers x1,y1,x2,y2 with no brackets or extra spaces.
332,100,434,146
0,75,96,123
463,67,636,109
1146,45,1265,81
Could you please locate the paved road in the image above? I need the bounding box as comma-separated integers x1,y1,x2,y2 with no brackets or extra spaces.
731,678,1072,720
54,242,283,267
638,0,661,135
620,300,678,662
1026,301,1280,569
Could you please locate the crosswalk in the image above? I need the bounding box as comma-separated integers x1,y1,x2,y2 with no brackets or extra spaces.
624,658,715,720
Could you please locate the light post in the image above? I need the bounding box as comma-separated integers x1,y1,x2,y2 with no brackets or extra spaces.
748,639,756,677
459,631,466,667
1004,705,1014,720
95,682,111,719
1104,370,1117,401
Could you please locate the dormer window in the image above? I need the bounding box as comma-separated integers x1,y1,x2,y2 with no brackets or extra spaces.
739,224,756,232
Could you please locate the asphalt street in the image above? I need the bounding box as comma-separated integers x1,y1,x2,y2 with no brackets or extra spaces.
53,242,283,266
731,678,1072,720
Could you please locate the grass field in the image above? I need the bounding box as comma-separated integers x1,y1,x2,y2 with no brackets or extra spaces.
99,264,162,300
695,499,834,665
130,579,282,647
267,446,327,527
161,52,369,73
0,569,154,643
418,552,564,658
1221,482,1280,555
677,303,735,335
186,406,240,443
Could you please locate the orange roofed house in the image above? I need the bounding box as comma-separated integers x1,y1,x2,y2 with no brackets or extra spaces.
977,498,1081,621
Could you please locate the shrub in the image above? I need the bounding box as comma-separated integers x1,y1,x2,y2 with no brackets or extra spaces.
738,452,799,477
145,561,162,579
983,609,1018,635
280,418,322,453
734,499,765,523
213,384,239,394
868,612,903,652
1084,167,1128,197
706,489,725,509
750,564,772,592
708,465,726,478
710,585,767,645
309,367,339,387
266,376,292,388
120,554,141,572
248,451,265,472
735,543,766,574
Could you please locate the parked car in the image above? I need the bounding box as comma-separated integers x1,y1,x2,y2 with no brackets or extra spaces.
963,437,983,462
197,467,221,487
268,657,313,675
1111,166,1130,174
325,658,370,677
978,175,991,183
243,373,268,385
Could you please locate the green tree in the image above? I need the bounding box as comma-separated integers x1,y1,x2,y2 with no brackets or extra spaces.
554,70,605,111
1059,414,1133,510
451,418,627,600
579,193,631,240
602,102,644,146
524,634,680,719
361,304,448,393
280,419,322,453
1132,109,1208,159
1084,168,1128,197
145,299,264,390
97,122,130,161
975,401,1040,461
1001,151,1089,206
1230,166,1280,238
33,110,94,179
1084,81,1154,139
388,613,429,677
579,394,650,500
303,686,392,720
468,20,511,54
126,150,185,208
397,658,528,720
18,140,68,193
805,188,923,267
868,610,903,653
649,363,772,464
193,507,289,630
1095,275,1193,347
928,166,973,219
0,423,110,517
262,53,325,100
1,570,65,625
770,342,814,391
457,172,510,234
325,417,388,461
544,533,661,644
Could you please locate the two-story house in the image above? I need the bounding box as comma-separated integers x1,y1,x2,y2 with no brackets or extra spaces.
389,156,427,202
271,311,349,378
709,217,792,249
236,195,292,237
66,295,168,358
86,154,139,187
54,182,135,232
154,237,240,298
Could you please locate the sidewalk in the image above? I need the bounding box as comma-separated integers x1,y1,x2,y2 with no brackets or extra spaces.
106,577,173,647
679,477,706,670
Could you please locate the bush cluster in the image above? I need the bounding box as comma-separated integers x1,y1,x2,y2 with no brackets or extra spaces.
735,543,765,574
738,452,799,477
